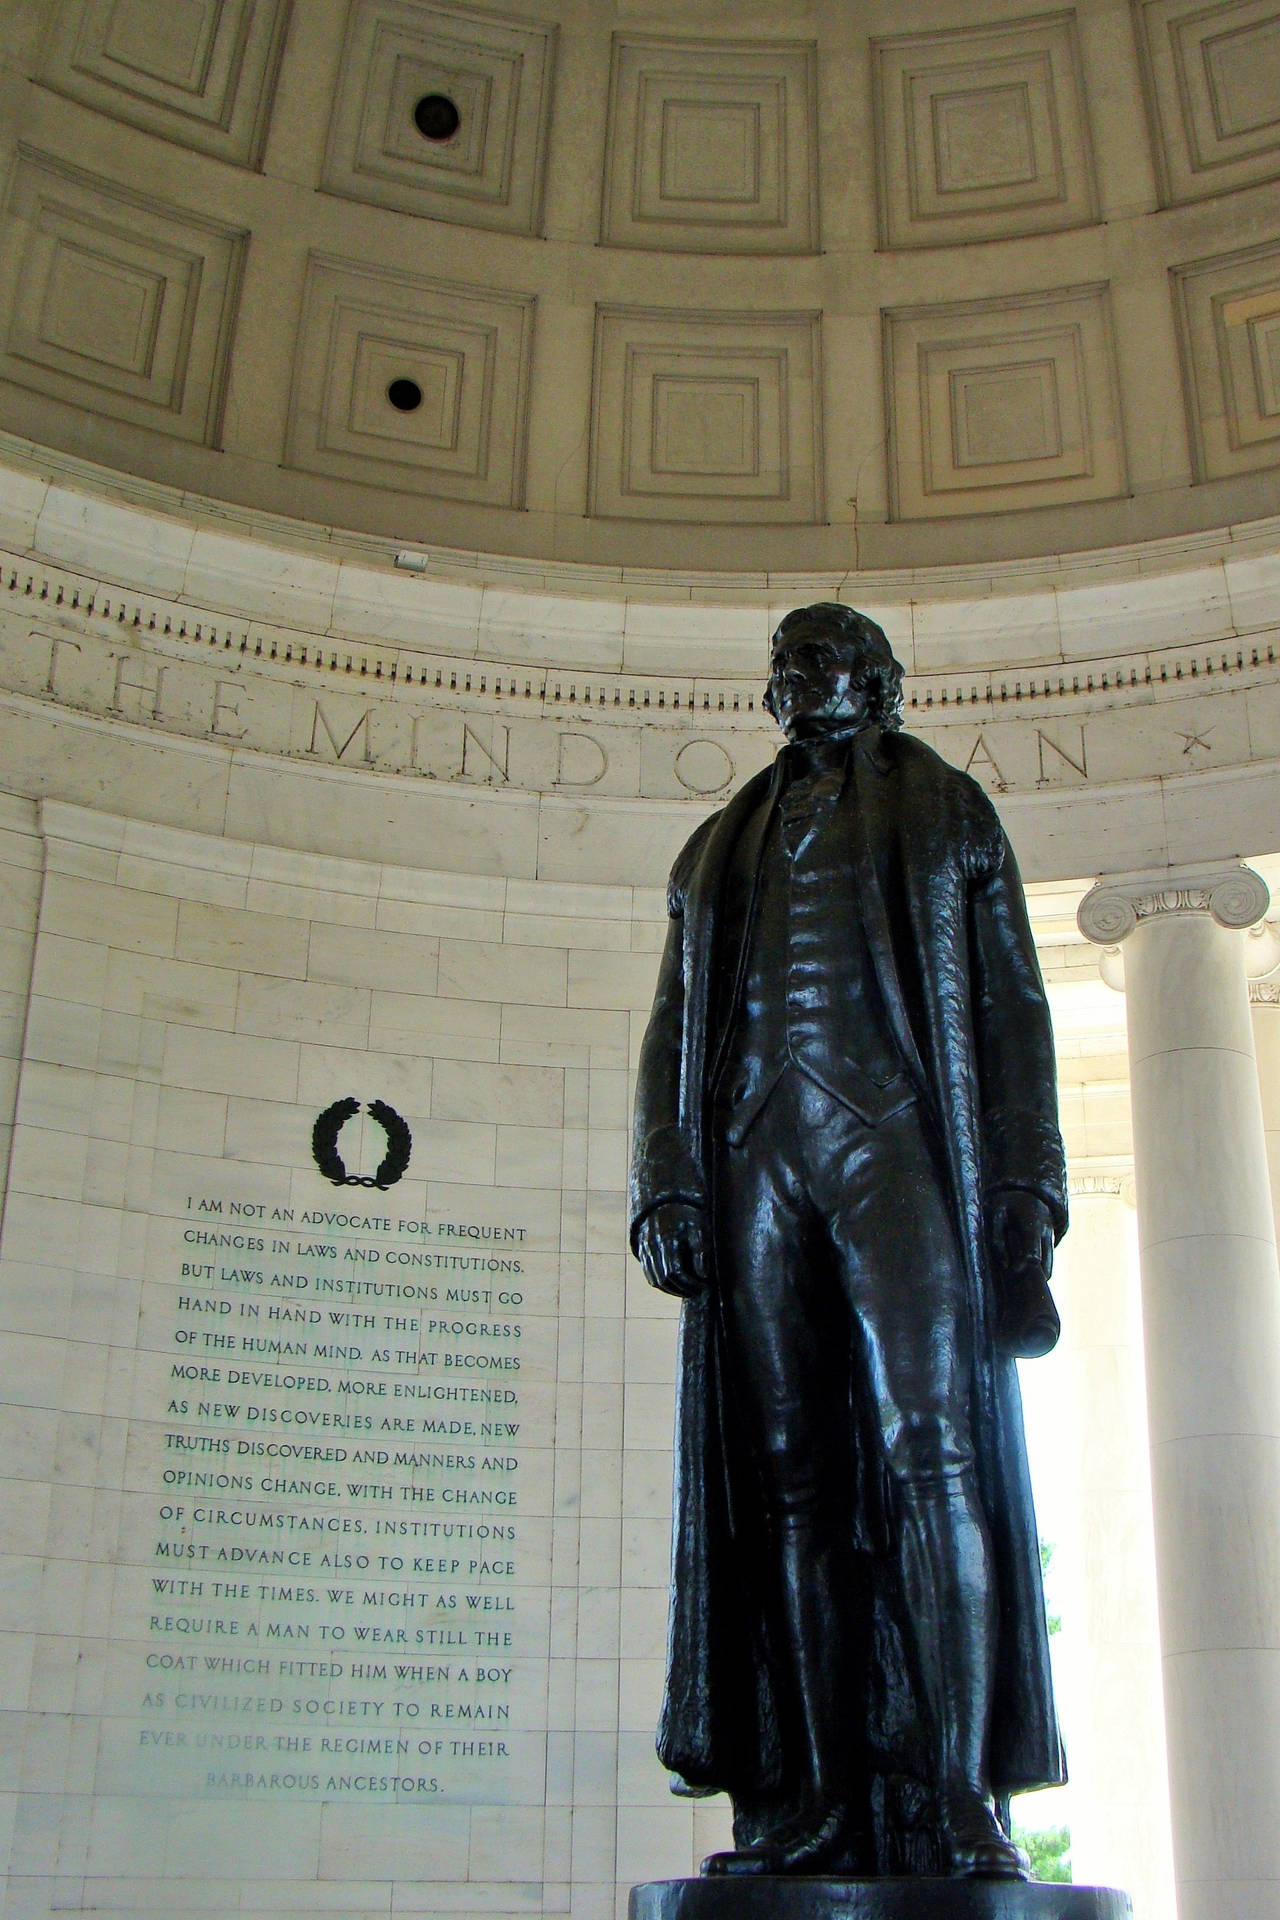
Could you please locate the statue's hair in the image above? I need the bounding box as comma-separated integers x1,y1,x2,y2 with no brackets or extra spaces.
767,602,905,732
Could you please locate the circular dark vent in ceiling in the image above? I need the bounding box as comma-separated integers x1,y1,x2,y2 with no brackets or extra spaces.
413,94,461,141
386,378,423,412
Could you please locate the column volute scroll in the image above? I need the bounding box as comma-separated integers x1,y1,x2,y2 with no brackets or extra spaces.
1077,864,1271,948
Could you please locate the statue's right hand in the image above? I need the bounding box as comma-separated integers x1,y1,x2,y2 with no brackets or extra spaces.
636,1201,710,1298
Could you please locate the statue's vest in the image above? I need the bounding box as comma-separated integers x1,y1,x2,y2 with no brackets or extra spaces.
713,744,917,1145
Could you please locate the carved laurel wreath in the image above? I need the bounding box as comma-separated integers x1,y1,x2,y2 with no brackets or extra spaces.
312,1098,413,1189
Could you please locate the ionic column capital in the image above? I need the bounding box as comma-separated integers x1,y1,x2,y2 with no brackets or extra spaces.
1077,864,1270,947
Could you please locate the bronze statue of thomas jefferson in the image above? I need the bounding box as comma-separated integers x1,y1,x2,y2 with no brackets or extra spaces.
630,604,1066,1880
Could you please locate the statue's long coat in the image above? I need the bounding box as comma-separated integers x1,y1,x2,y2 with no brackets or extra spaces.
629,727,1068,1828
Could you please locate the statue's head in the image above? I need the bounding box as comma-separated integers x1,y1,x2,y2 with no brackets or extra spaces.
764,603,905,741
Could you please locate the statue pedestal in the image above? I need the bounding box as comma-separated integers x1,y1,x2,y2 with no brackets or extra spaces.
630,1882,1131,1920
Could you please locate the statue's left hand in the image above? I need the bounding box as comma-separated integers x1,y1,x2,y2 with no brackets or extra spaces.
986,1190,1060,1358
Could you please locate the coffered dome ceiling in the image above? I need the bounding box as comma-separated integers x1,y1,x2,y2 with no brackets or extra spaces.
1,0,1279,573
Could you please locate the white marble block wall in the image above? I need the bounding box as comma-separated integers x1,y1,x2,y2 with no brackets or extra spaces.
0,794,40,1211
0,800,721,1920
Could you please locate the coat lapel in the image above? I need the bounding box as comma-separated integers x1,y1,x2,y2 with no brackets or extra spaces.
702,760,784,1092
678,763,781,1165
848,735,931,1100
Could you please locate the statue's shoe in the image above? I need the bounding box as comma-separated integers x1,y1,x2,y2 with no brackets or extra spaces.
941,1792,1029,1879
701,1805,852,1877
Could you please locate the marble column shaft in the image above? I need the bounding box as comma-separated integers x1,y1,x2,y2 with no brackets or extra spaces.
1052,1182,1174,1920
1079,866,1280,1920
1251,955,1280,1238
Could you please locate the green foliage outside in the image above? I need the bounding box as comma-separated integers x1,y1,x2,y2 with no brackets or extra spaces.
1014,1823,1071,1883
1039,1537,1062,1636
1011,1540,1069,1880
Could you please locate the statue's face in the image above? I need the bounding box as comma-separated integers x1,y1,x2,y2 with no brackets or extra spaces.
766,617,873,741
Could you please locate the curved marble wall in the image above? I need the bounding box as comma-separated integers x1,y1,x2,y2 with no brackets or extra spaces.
0,441,1275,891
